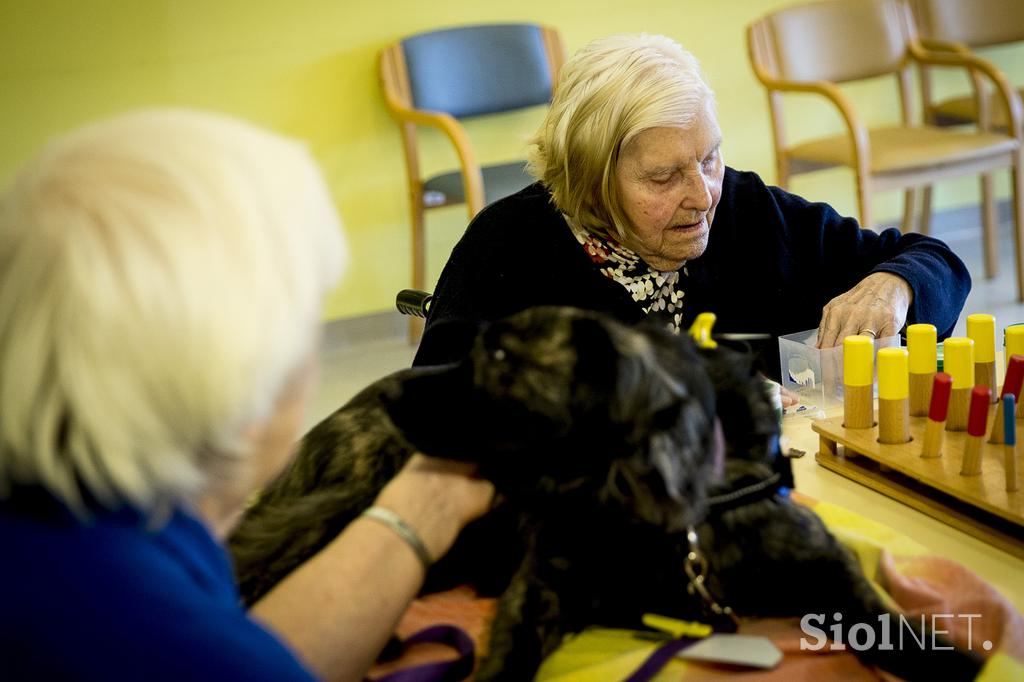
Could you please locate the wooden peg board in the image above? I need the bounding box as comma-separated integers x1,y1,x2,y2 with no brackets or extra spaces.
813,407,1024,559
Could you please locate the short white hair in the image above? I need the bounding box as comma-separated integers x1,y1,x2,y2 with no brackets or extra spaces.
0,109,346,518
528,34,715,241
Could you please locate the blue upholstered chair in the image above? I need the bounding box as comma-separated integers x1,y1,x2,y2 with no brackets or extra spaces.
379,23,565,330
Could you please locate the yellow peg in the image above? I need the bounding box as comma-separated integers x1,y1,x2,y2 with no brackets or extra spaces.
907,324,937,374
907,323,936,417
878,347,910,443
844,335,874,387
943,337,974,431
1008,324,1024,418
843,335,874,429
688,312,717,349
967,314,995,363
1007,324,1024,371
878,347,909,400
944,338,974,389
967,314,997,402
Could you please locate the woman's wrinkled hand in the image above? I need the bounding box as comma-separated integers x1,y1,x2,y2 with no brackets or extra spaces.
816,272,913,348
374,454,495,562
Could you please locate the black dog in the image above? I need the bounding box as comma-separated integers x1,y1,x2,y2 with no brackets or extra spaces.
228,307,981,681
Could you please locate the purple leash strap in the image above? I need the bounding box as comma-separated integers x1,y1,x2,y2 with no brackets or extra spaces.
369,624,475,682
622,636,700,682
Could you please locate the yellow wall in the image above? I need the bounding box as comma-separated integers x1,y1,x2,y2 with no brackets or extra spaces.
2,1,1022,320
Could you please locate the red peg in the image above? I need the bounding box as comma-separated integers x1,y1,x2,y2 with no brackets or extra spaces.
928,372,953,422
1002,355,1024,399
968,386,991,437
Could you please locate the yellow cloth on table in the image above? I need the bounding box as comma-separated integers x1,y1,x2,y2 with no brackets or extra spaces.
535,496,1022,682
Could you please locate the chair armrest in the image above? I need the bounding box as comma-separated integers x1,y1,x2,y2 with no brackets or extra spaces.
383,104,486,215
915,38,977,123
917,37,970,55
751,74,871,179
378,38,486,215
909,41,1023,138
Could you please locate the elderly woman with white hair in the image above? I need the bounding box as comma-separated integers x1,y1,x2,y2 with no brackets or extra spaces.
0,110,493,681
414,33,970,377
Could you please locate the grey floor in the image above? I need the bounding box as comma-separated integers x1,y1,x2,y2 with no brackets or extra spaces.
307,211,1024,430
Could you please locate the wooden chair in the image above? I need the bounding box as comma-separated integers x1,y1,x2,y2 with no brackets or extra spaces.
910,0,1024,279
379,23,565,339
747,0,1024,302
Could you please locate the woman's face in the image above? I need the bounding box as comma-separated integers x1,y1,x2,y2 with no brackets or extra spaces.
251,350,320,491
613,104,724,271
204,346,320,538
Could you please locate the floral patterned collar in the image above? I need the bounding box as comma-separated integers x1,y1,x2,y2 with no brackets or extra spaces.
567,219,687,333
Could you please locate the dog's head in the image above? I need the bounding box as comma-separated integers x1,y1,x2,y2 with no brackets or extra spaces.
388,306,719,530
700,344,781,455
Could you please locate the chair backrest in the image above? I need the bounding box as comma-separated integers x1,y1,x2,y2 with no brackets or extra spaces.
912,0,1024,47
753,0,913,84
400,23,557,118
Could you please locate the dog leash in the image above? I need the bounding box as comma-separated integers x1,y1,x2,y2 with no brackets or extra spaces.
622,635,703,682
626,476,792,682
369,624,475,682
706,472,784,511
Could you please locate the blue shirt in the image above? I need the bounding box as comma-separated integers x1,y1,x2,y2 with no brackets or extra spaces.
0,491,316,681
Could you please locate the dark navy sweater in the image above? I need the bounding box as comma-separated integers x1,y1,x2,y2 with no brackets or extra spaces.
414,168,970,379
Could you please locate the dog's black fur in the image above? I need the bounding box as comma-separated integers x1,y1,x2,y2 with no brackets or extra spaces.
228,307,982,681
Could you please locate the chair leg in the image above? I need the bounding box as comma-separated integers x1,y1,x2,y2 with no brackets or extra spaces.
901,188,917,233
409,199,427,345
980,172,999,280
856,176,873,231
776,156,791,190
1011,159,1024,303
407,316,425,345
920,185,933,235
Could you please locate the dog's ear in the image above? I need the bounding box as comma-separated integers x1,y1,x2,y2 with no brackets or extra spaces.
599,323,717,526
382,361,487,462
699,345,780,465
414,317,484,366
608,322,715,427
606,329,682,424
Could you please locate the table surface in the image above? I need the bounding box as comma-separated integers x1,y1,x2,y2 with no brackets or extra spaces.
783,410,1024,613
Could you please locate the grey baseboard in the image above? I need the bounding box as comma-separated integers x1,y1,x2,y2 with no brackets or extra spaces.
322,310,409,351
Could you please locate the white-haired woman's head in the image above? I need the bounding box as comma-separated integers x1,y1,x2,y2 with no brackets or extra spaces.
528,33,716,242
0,109,346,520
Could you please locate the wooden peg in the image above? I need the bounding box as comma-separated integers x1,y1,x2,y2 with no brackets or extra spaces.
960,386,990,476
878,348,910,444
1007,327,1024,417
843,335,874,429
907,323,936,417
1004,394,1018,492
991,355,1024,444
943,338,974,432
920,372,952,458
967,314,997,403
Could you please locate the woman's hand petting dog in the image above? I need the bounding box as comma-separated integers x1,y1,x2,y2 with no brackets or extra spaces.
375,455,495,564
